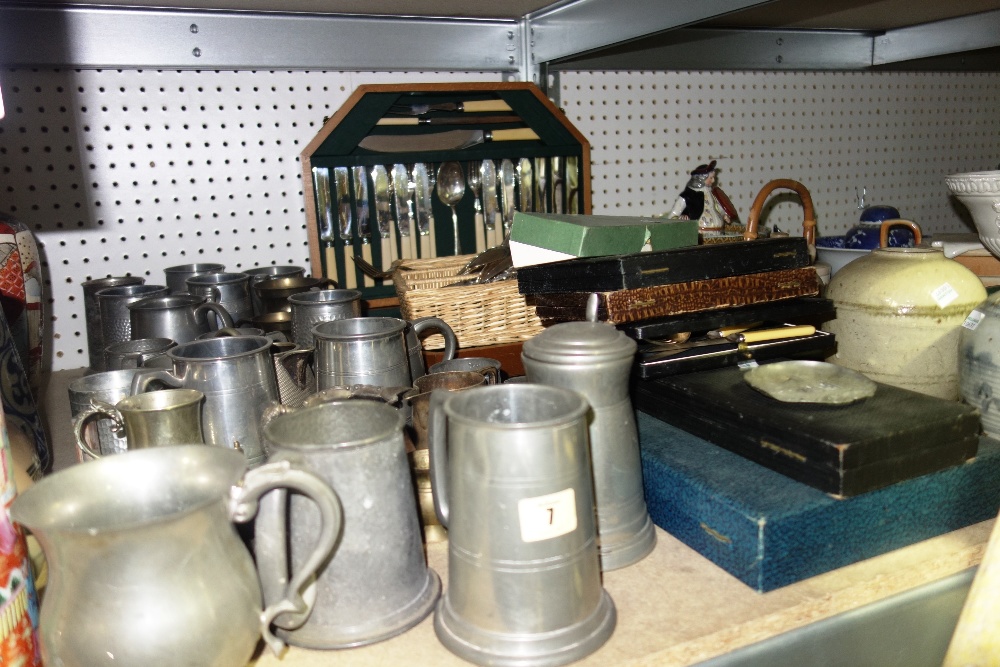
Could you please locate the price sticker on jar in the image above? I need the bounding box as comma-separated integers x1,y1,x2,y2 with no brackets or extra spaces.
518,488,578,543
931,282,960,309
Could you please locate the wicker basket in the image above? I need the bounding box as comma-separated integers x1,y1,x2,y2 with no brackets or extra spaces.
393,255,545,350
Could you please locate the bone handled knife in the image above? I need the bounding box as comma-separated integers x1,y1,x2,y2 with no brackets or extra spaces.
551,156,564,215
518,158,533,214
413,163,434,259
333,166,356,289
352,165,374,287
371,165,397,271
500,159,516,242
391,163,416,260
312,166,338,282
481,160,500,249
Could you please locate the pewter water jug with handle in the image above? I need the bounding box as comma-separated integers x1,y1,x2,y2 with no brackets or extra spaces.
131,336,279,466
428,384,616,667
10,445,342,666
257,400,440,648
521,296,656,571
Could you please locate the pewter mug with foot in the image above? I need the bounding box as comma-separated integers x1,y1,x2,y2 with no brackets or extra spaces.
257,400,440,648
10,445,342,667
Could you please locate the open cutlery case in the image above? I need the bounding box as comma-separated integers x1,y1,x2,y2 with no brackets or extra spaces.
302,82,592,304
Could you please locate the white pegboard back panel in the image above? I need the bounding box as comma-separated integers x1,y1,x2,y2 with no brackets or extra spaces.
1,67,999,370
558,70,1000,235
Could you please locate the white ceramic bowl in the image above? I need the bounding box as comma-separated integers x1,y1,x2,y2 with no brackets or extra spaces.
815,246,871,276
944,170,1000,258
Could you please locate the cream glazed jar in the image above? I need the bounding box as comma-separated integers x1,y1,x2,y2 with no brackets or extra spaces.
825,246,986,400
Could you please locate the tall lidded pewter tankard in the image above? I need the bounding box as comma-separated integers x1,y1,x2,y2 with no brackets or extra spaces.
131,336,279,466
10,445,342,666
521,294,656,571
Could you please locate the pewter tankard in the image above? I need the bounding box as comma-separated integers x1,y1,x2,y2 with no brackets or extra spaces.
245,265,306,315
256,400,440,649
96,283,170,354
522,310,656,571
186,272,254,326
104,337,176,371
312,317,411,390
128,293,235,344
131,336,279,467
163,262,225,294
428,384,616,667
68,368,147,461
288,288,362,349
82,276,144,372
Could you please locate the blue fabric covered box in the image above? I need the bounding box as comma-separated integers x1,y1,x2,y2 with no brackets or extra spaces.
638,410,1000,592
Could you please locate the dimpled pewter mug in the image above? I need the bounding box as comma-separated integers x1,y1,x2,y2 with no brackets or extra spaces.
429,384,616,667
256,400,440,648
522,302,656,571
10,445,341,667
132,336,279,466
97,284,170,355
68,369,147,461
288,288,362,349
82,276,144,372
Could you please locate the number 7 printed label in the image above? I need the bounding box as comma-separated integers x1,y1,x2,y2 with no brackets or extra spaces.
518,488,578,543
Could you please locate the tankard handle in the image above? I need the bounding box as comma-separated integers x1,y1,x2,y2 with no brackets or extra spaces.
411,317,458,363
196,301,235,329
427,388,451,527
230,457,343,657
73,398,124,460
130,368,183,395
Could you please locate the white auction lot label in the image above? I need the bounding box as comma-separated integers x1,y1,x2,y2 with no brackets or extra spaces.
518,488,578,543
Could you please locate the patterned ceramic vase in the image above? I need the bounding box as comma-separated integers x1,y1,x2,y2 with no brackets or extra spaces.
826,247,986,400
0,409,42,665
959,293,1000,436
0,213,43,398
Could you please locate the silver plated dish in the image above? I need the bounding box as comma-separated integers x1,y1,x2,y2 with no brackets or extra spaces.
744,360,877,405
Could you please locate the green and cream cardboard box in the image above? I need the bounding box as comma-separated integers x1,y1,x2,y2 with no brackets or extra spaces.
509,213,699,267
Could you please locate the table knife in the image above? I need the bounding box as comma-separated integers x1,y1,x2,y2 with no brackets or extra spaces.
535,157,548,213
371,165,398,271
352,165,374,287
481,160,500,248
388,100,512,115
376,114,521,126
360,128,538,153
500,159,516,242
552,156,564,215
391,163,416,260
566,155,579,214
333,166,356,289
413,163,434,259
311,166,337,283
518,158,533,213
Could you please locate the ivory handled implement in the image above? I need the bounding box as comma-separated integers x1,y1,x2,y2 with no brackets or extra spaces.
728,325,816,344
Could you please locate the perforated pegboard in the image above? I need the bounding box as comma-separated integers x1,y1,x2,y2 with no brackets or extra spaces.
558,70,1000,234
1,67,999,371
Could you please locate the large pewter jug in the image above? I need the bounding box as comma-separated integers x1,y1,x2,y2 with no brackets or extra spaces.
132,336,279,466
10,445,342,667
521,299,656,571
429,384,616,667
313,316,411,390
257,400,440,648
128,293,235,343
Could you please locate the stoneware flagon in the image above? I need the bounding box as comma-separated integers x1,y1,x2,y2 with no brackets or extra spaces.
825,246,986,400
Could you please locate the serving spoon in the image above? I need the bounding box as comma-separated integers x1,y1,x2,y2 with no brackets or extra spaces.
436,161,465,256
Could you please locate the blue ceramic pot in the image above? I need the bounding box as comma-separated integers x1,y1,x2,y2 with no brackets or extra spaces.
844,206,916,249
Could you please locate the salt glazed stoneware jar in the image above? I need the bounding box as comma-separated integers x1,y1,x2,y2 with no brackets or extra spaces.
959,292,1000,436
825,246,986,400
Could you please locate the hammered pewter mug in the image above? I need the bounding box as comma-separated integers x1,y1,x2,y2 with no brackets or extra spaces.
245,265,306,315
128,293,235,344
73,388,205,459
428,384,616,667
289,288,362,349
406,316,458,380
68,369,147,461
186,272,253,326
428,356,501,384
522,314,656,571
82,276,144,372
256,400,440,649
131,336,279,467
10,445,342,666
96,284,170,357
255,276,336,314
104,337,176,371
313,317,411,390
163,262,225,294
